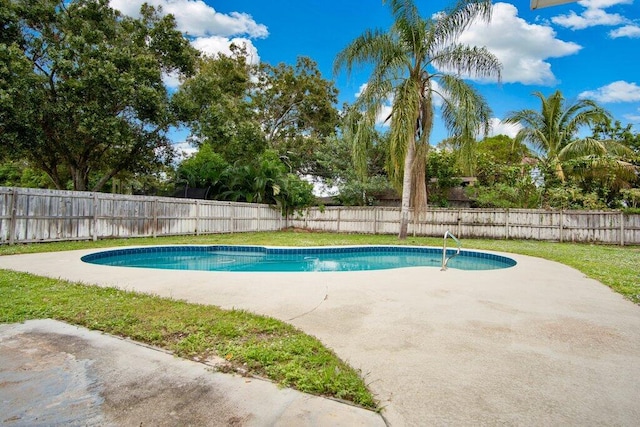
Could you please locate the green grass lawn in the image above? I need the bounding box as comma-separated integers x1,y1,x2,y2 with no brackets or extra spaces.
1,230,638,410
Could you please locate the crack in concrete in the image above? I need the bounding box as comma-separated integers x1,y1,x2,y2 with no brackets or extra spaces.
287,285,329,321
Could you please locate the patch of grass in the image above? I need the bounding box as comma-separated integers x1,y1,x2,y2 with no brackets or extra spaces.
0,269,376,409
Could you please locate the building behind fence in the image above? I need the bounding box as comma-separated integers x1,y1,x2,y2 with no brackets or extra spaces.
1,187,639,245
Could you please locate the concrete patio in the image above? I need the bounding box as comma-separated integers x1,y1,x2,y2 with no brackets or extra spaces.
1,247,639,426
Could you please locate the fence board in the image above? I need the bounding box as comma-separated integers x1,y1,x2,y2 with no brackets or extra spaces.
289,206,640,245
2,187,640,245
0,187,282,244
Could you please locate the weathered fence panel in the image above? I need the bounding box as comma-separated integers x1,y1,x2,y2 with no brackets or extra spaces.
2,187,639,245
290,206,640,245
0,187,283,244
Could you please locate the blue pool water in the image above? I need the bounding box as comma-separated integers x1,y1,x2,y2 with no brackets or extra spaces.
81,245,516,272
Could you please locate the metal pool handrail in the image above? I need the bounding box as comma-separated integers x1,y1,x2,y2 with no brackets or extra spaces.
441,230,461,271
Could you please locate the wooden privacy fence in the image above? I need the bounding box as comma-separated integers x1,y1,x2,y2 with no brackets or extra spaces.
2,187,640,245
289,206,640,245
0,187,285,244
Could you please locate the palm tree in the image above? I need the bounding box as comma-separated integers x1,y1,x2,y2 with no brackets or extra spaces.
334,0,501,239
503,90,630,186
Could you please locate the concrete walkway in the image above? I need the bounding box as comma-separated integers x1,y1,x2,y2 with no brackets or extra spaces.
0,319,383,426
1,247,639,426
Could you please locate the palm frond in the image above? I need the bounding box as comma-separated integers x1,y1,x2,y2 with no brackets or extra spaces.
431,0,493,47
440,74,492,174
431,44,501,82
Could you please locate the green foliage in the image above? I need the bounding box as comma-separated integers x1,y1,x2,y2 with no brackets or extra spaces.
543,185,606,210
0,160,53,188
504,90,622,186
173,49,266,163
1,0,198,191
335,175,395,206
426,150,462,207
275,173,316,217
475,134,531,165
222,150,288,204
502,91,640,209
174,148,315,216
253,57,340,175
621,188,640,209
177,145,229,190
592,119,640,157
467,181,541,208
315,127,394,206
448,134,542,209
174,53,339,177
334,0,500,237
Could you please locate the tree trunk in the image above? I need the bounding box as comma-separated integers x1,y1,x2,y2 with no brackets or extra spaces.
398,141,415,240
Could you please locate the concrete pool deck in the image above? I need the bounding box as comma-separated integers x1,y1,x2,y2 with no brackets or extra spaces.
1,247,639,426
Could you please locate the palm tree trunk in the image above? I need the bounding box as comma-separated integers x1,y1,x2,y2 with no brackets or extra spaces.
555,161,565,183
398,141,415,239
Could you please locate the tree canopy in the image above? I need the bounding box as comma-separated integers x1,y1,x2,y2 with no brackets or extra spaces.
1,0,198,191
334,0,501,238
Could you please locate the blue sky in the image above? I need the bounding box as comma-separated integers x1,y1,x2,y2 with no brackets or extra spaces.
110,0,640,150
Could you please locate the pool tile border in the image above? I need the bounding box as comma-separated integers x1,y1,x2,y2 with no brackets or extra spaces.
81,245,517,269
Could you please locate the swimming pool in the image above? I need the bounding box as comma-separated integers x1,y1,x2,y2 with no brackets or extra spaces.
81,245,516,272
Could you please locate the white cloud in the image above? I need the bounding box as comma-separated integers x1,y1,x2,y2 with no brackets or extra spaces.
110,0,267,38
191,37,260,64
488,118,521,138
609,24,640,38
551,8,625,29
459,3,581,85
577,0,633,9
110,0,267,65
173,141,198,161
162,71,183,89
623,110,640,124
355,83,368,98
578,81,640,103
552,0,633,30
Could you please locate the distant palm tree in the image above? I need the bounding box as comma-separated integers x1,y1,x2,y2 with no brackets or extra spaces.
504,90,631,185
334,0,501,239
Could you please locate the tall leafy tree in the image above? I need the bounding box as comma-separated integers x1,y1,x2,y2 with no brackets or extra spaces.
1,0,198,191
252,57,340,175
334,0,501,239
173,47,266,164
503,90,629,186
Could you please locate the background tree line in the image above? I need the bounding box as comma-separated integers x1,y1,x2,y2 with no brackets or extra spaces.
1,0,639,224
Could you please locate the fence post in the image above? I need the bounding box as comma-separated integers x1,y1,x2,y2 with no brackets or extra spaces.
92,192,98,241
256,204,261,231
337,207,341,233
230,204,235,233
153,198,158,238
620,211,625,246
195,200,200,236
505,209,510,240
8,188,18,245
457,209,462,238
374,207,378,235
559,210,564,243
